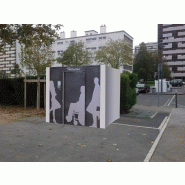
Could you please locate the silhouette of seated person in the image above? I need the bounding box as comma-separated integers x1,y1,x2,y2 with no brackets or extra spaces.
66,86,85,126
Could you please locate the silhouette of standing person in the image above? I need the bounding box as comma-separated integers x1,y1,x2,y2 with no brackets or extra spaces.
86,77,100,127
50,81,61,123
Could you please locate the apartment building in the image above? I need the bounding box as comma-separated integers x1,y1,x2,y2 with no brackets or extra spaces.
158,24,185,80
52,25,133,72
0,40,21,78
0,25,133,77
134,42,158,55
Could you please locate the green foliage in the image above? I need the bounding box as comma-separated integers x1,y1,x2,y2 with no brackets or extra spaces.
133,42,171,82
120,72,137,113
11,63,22,77
0,24,62,51
19,35,55,76
57,41,91,66
0,78,45,107
95,39,133,69
161,63,171,80
133,42,155,82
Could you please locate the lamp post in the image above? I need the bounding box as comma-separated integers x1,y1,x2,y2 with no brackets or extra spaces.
161,55,166,94
158,64,160,107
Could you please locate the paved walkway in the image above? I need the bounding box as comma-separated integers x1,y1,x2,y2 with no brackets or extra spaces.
150,108,185,162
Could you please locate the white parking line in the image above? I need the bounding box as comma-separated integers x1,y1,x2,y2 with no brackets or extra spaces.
164,99,170,106
158,116,168,130
111,123,159,130
167,95,175,106
144,113,171,162
150,111,158,119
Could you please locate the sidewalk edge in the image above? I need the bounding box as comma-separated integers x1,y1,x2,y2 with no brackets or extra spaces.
143,113,172,162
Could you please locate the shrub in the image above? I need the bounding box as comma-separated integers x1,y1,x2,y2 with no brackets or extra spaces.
0,77,45,107
120,72,137,114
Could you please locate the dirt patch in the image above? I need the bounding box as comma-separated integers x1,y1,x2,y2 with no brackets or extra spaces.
0,105,45,125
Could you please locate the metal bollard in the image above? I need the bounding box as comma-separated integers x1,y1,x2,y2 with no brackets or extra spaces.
175,90,177,108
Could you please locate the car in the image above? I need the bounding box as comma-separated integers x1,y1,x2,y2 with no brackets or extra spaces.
170,79,183,87
136,83,150,93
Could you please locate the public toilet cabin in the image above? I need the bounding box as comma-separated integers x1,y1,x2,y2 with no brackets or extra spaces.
46,65,120,129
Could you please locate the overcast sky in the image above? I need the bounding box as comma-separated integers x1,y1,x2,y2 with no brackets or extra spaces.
2,0,185,48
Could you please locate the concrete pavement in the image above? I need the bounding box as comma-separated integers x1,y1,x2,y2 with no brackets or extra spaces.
150,108,185,162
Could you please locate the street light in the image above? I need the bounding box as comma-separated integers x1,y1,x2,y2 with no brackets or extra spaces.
161,55,166,93
157,55,166,107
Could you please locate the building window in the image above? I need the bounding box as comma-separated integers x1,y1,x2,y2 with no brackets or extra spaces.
57,50,63,55
172,42,178,49
86,38,96,43
57,42,63,45
99,37,106,40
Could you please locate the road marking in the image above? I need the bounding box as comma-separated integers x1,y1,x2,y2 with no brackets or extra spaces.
158,116,168,130
144,113,172,162
167,95,175,106
164,99,170,106
150,111,158,119
111,123,159,130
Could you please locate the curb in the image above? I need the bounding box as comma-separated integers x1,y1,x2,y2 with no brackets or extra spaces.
143,113,172,162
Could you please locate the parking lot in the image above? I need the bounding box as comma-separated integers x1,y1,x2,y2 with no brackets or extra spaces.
0,87,184,162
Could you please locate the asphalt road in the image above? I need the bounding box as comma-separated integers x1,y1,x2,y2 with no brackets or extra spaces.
137,87,185,108
1,87,184,162
0,117,160,162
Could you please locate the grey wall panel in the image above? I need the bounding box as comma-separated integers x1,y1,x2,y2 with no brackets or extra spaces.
49,66,100,127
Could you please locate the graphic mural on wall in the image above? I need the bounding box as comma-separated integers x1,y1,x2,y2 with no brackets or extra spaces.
49,66,100,128
66,86,85,126
86,77,100,128
50,81,61,123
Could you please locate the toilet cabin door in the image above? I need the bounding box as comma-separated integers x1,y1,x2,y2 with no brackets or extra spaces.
63,72,85,126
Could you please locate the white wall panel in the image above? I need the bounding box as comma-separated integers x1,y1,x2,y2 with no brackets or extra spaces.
104,65,120,128
46,67,50,122
100,65,106,129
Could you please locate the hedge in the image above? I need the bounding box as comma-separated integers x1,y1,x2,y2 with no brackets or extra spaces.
120,72,138,113
0,77,44,107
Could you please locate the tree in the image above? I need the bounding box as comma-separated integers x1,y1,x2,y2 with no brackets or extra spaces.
133,42,155,82
0,24,62,51
19,35,55,77
57,41,91,66
151,50,171,80
11,63,22,77
162,63,171,79
95,39,133,69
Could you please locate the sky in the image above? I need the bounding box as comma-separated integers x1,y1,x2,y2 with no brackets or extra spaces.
2,0,185,50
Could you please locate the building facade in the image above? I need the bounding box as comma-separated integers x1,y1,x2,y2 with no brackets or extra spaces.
158,24,185,80
134,42,158,55
0,25,133,77
0,40,20,78
52,25,133,73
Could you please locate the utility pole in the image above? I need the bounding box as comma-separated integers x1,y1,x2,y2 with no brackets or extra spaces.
158,64,160,107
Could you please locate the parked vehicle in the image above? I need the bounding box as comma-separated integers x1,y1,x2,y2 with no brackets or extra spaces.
170,79,183,87
136,84,150,93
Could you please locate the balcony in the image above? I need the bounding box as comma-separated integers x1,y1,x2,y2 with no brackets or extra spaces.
178,55,185,59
